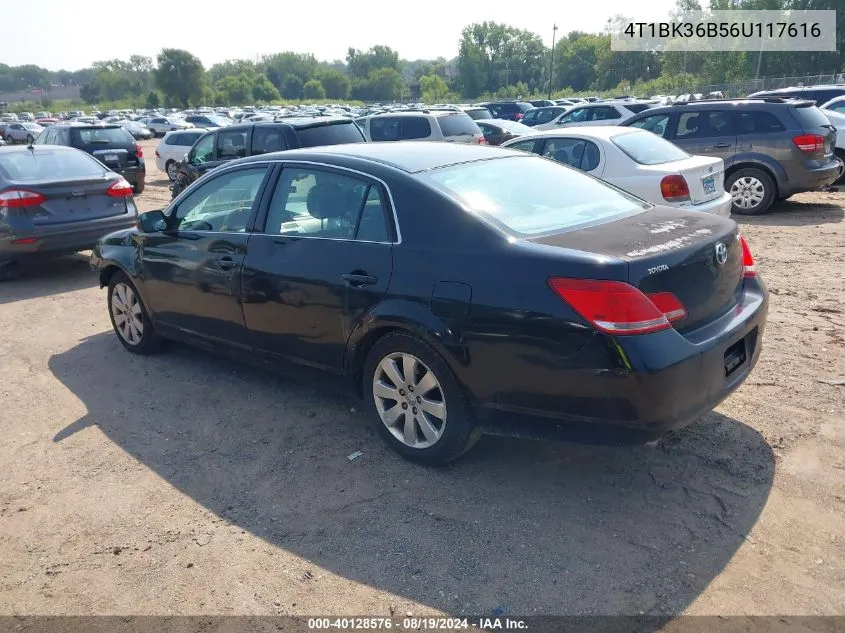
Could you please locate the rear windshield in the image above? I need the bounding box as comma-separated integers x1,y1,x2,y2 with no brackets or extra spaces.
791,104,833,131
437,114,479,137
296,122,365,147
625,103,656,114
424,155,648,237
463,108,492,120
73,127,133,146
0,148,103,182
611,130,690,165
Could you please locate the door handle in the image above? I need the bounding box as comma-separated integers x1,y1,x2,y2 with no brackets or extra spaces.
342,273,377,286
215,256,238,271
711,143,732,148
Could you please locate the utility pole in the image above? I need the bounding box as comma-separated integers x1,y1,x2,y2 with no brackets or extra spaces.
548,24,558,99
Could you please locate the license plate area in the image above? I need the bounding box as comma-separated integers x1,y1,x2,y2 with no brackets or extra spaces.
103,153,118,163
724,338,747,377
702,175,716,195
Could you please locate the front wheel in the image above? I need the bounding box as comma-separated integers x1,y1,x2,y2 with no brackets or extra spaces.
107,272,161,354
165,160,178,181
727,168,776,215
364,332,480,465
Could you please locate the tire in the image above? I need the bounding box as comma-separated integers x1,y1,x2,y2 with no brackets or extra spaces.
834,149,845,185
363,332,481,465
171,174,189,199
0,262,17,282
133,181,145,195
165,160,177,181
726,168,776,215
107,271,161,355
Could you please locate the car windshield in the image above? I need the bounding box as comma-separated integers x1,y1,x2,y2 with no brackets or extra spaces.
424,155,648,237
0,149,103,181
23,123,42,130
206,115,232,126
611,130,690,165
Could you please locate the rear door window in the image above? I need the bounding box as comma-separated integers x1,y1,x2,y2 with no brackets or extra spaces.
590,106,623,121
216,129,248,160
436,114,479,138
296,122,366,146
541,137,601,171
558,107,590,124
674,111,734,139
627,113,671,137
506,138,540,153
252,126,288,154
736,111,785,134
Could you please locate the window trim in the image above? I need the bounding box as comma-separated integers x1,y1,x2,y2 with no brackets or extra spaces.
539,136,603,172
252,160,402,245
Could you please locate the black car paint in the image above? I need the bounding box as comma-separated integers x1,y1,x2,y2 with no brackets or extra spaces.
92,144,768,445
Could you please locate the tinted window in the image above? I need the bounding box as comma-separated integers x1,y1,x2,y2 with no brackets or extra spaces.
591,106,622,121
559,108,590,124
802,89,845,105
827,102,845,114
675,111,733,139
296,122,366,146
0,148,105,181
72,127,133,146
437,114,479,138
611,130,690,165
737,111,786,134
425,156,647,237
546,138,601,171
506,139,538,153
370,118,405,141
463,108,492,120
400,117,432,140
625,103,655,114
628,113,671,137
175,167,268,232
164,134,181,145
190,134,215,163
791,105,834,131
217,129,248,160
525,107,565,124
251,126,288,154
264,167,389,241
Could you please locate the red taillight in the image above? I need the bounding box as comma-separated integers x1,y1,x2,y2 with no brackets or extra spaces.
135,143,143,158
477,136,488,145
548,278,686,335
106,178,133,197
0,189,46,208
11,236,38,245
740,235,756,278
792,133,825,153
514,113,524,120
660,175,690,202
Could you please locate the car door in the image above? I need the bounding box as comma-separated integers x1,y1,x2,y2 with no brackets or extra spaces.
670,110,737,163
583,105,625,127
182,131,222,183
140,165,273,346
538,136,605,177
240,164,395,371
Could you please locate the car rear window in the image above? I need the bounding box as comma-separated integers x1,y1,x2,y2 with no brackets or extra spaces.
611,130,690,165
424,155,648,237
0,148,103,182
73,127,133,145
463,108,492,120
296,122,366,146
791,104,833,131
625,103,656,114
437,114,479,138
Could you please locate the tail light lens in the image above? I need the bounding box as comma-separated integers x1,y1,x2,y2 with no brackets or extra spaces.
792,133,824,153
477,136,488,145
548,278,686,335
135,143,143,158
106,178,133,197
660,175,690,202
740,235,756,278
0,189,46,208
514,113,524,120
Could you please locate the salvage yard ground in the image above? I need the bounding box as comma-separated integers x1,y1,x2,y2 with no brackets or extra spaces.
0,138,843,616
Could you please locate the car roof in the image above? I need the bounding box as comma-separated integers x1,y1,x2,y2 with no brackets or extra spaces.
238,141,526,174
0,144,79,156
513,125,638,141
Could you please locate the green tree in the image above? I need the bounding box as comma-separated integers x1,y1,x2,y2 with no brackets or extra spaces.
155,48,206,108
419,74,447,102
346,45,401,79
281,73,304,99
261,52,319,93
252,75,280,102
319,69,351,99
303,79,326,100
145,90,161,109
352,68,405,101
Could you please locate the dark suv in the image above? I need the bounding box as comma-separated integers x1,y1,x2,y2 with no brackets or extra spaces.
478,101,535,122
748,85,845,106
622,98,840,214
34,124,146,194
170,117,366,198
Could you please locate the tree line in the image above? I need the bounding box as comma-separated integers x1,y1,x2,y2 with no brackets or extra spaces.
1,0,842,108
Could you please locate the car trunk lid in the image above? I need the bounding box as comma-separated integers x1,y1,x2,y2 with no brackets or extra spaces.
23,176,128,224
71,126,139,170
644,154,725,205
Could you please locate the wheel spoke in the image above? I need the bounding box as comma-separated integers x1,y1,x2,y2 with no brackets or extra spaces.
403,415,417,445
381,358,404,387
414,369,438,396
402,354,417,386
113,312,127,326
382,403,404,426
417,415,440,443
374,380,400,401
131,301,142,315
419,397,446,421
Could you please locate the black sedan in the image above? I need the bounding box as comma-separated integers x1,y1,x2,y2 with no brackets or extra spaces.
90,143,768,464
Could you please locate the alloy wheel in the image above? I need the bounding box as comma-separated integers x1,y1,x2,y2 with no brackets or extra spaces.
373,352,447,449
730,176,765,210
111,282,144,345
166,162,178,181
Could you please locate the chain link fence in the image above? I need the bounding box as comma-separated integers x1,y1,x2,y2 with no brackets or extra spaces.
698,73,844,97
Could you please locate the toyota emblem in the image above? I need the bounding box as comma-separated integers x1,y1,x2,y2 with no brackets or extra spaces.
714,242,728,265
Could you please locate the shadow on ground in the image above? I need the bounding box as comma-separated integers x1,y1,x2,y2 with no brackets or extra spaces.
0,254,97,304
739,198,844,227
50,333,775,616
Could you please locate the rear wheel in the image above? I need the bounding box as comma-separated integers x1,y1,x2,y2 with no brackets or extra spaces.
133,180,145,195
107,272,161,354
165,160,178,181
727,168,776,215
364,332,480,465
834,149,845,185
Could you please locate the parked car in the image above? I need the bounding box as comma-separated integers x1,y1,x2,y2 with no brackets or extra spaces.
4,122,44,144
183,114,232,129
748,85,845,106
91,142,768,464
817,106,845,183
502,126,732,217
474,119,536,146
621,98,840,214
521,106,571,127
458,106,494,120
155,129,210,181
0,145,138,281
358,111,484,144
33,124,146,194
477,101,535,121
119,120,154,140
535,102,656,130
169,117,366,198
147,116,194,137
820,95,845,115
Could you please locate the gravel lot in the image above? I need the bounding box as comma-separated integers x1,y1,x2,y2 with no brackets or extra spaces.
0,138,843,617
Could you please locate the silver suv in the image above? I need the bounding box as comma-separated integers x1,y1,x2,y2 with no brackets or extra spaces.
357,110,485,144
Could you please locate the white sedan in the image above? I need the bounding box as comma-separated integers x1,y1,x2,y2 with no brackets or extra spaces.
155,128,209,181
502,126,732,217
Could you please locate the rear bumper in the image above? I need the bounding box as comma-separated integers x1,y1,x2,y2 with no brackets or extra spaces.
474,279,769,445
683,191,733,218
782,160,840,195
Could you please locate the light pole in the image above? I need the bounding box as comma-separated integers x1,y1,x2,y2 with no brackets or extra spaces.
548,24,558,99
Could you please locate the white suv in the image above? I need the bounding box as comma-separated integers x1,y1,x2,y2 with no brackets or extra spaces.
357,110,485,144
535,101,658,130
155,129,208,180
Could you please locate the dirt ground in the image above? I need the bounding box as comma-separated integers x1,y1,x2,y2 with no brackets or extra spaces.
0,138,843,618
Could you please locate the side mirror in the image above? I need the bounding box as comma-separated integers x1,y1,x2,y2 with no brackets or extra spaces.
138,209,168,233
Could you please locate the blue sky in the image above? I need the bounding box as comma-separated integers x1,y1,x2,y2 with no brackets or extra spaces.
4,0,677,70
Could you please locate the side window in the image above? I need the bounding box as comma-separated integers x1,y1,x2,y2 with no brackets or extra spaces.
399,117,432,140
676,111,733,139
217,129,248,160
628,113,671,137
251,126,288,154
559,108,588,124
173,167,268,233
369,118,401,141
737,111,785,134
189,133,215,164
164,134,179,145
60,128,72,145
506,139,538,153
263,167,389,241
592,106,622,121
541,138,600,171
